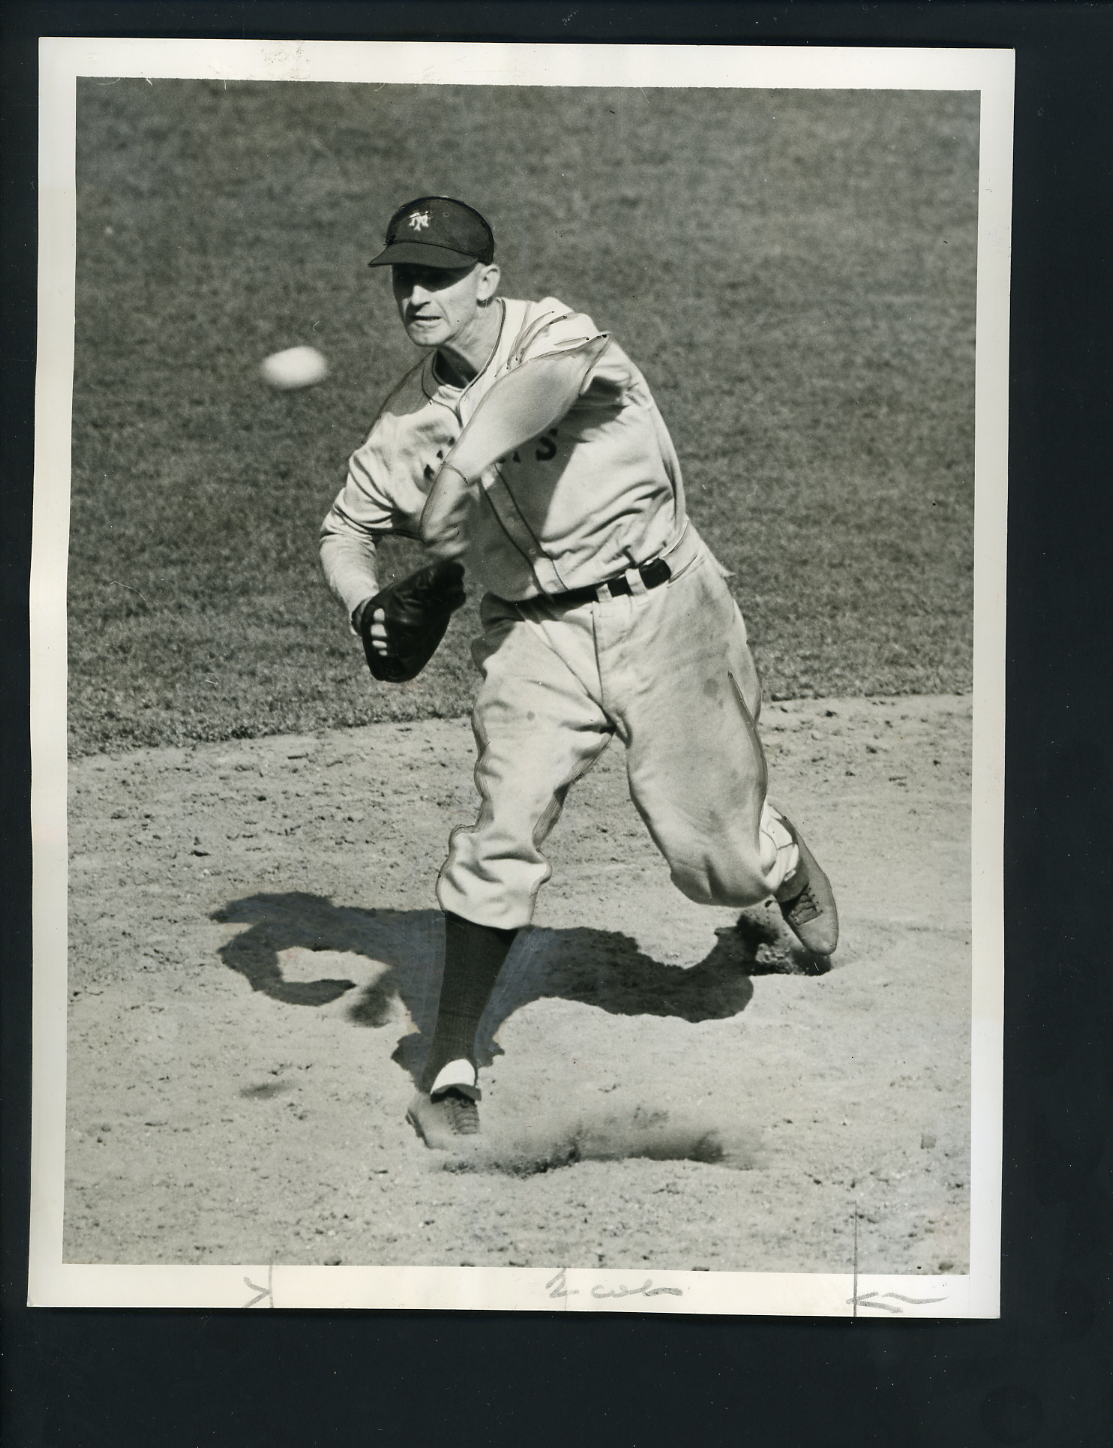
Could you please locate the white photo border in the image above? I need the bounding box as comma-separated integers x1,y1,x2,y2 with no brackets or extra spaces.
30,36,1013,1316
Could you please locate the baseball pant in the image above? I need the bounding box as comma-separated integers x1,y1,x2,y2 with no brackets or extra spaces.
436,528,798,930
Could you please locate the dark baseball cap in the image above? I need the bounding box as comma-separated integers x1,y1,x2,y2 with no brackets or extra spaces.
368,196,495,269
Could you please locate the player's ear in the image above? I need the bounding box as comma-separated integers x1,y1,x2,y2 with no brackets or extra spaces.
476,262,501,304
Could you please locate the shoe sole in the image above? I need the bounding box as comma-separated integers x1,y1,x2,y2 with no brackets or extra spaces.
777,822,839,957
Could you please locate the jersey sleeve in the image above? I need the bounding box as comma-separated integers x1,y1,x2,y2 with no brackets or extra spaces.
441,330,612,487
319,416,409,618
510,297,630,403
323,415,413,541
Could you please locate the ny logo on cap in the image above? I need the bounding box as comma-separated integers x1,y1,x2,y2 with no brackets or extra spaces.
408,211,431,231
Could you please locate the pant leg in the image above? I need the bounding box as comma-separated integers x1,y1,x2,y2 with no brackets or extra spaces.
436,594,613,930
598,549,795,908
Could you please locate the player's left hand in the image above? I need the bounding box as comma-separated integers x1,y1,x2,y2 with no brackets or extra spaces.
366,607,389,655
356,560,467,683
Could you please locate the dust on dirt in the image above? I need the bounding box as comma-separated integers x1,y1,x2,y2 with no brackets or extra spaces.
64,694,971,1274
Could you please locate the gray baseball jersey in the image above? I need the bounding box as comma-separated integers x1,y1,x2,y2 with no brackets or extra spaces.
321,296,687,607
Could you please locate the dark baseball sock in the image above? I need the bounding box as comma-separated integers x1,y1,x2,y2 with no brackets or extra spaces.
421,911,518,1092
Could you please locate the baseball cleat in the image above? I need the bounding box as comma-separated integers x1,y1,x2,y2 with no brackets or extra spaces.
773,814,839,957
406,1084,481,1150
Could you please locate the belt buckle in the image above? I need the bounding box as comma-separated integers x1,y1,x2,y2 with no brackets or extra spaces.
598,557,670,600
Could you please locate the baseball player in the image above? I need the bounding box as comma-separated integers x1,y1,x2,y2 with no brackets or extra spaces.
320,196,838,1150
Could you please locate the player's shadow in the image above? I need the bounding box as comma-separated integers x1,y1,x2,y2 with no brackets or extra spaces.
212,891,816,1084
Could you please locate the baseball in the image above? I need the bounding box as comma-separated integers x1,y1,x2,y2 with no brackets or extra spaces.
260,344,329,391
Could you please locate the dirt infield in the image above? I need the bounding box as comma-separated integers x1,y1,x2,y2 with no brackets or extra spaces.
64,694,970,1274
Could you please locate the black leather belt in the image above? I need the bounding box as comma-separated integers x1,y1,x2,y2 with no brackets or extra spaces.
546,555,672,607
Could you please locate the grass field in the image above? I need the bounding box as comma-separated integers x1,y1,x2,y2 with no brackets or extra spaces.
69,82,979,754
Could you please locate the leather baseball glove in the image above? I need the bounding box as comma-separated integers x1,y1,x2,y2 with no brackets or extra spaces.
356,560,466,683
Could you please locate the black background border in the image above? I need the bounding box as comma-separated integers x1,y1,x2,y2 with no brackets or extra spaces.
3,4,1111,1446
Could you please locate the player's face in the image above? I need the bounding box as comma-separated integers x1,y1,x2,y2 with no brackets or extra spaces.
391,262,499,351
